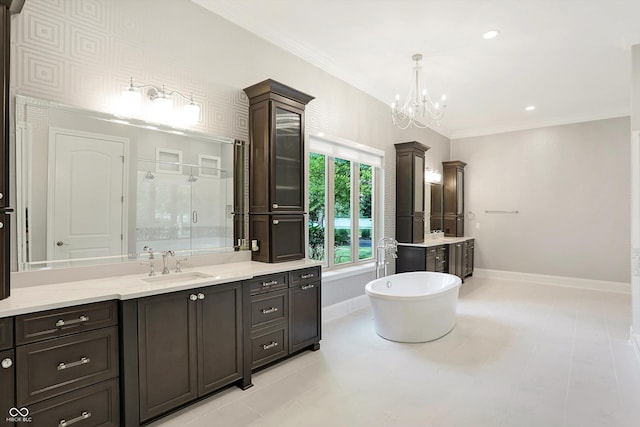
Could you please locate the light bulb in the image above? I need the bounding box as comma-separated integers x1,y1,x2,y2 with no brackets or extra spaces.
183,102,200,126
120,87,141,116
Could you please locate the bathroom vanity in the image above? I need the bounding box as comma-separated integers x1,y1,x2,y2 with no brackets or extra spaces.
396,237,475,280
0,259,322,426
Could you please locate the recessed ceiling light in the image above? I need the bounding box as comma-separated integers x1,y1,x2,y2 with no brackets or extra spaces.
525,105,536,111
483,30,500,40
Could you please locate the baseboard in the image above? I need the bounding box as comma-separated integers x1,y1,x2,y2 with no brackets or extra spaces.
473,268,631,294
322,295,370,323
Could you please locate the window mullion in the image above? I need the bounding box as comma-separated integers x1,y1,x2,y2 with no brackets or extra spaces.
326,157,336,268
352,162,360,264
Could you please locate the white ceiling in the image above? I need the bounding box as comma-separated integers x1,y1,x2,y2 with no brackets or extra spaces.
193,0,640,139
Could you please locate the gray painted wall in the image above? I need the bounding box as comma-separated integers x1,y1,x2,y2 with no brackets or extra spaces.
451,117,631,284
9,0,450,305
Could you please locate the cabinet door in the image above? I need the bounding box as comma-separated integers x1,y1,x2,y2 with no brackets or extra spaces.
396,245,427,273
449,243,464,279
289,281,321,353
271,214,305,262
271,103,304,212
0,349,14,424
138,290,197,422
198,282,243,396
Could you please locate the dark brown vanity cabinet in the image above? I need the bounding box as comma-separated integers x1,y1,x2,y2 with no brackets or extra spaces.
136,282,243,423
442,161,466,237
396,245,447,273
0,317,14,426
1,1,25,301
395,142,430,243
244,79,314,263
12,301,120,426
448,239,475,280
289,267,321,354
245,267,321,371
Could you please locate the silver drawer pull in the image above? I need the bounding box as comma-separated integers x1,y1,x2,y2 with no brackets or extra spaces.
57,357,90,371
197,293,205,300
262,341,278,350
1,358,12,369
56,315,89,328
59,411,91,427
262,280,278,287
272,219,279,225
189,294,198,301
301,284,315,290
300,273,314,279
261,307,278,314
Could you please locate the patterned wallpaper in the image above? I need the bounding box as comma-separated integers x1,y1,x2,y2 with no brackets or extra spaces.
11,0,250,141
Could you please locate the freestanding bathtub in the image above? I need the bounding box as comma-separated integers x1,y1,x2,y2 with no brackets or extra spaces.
365,271,462,342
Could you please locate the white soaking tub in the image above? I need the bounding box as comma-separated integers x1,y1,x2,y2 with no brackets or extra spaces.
365,271,462,342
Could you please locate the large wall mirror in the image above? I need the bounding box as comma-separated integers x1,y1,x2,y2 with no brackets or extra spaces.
15,95,247,271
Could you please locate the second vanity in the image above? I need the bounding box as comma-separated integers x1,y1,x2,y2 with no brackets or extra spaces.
0,259,321,426
396,236,475,280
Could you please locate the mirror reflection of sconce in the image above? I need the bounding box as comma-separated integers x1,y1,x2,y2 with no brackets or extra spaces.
425,167,442,183
120,77,200,126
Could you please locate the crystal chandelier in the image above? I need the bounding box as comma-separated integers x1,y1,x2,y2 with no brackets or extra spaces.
391,54,446,129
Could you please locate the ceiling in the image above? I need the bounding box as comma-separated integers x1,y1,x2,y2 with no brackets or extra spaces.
192,0,640,139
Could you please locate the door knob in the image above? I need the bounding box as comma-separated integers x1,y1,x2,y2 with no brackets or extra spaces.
56,241,68,246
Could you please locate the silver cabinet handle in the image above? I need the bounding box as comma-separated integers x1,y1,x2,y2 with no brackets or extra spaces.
192,210,198,224
1,358,12,369
272,219,279,225
197,293,205,300
0,192,3,200
272,203,278,209
262,280,278,287
300,273,314,279
261,307,278,314
189,294,198,301
262,341,278,350
0,222,3,229
59,411,91,427
57,356,90,371
56,316,89,328
301,284,315,290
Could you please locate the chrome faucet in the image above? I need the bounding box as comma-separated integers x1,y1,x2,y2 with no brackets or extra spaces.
375,237,398,279
141,246,156,276
161,250,175,275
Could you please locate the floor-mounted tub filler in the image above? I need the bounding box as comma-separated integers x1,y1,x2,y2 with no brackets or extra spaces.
365,271,462,342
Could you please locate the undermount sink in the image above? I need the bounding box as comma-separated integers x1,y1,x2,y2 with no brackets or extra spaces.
142,271,213,283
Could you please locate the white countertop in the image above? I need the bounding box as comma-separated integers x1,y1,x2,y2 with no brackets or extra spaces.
0,259,321,318
398,236,474,248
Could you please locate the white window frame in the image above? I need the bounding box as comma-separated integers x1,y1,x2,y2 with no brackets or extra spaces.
307,133,384,270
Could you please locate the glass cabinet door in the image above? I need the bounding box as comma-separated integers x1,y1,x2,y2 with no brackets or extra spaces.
272,104,303,211
414,156,424,213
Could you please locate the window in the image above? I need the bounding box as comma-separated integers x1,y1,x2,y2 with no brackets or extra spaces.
307,134,383,269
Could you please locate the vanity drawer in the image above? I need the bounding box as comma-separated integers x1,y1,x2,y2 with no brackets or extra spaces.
247,273,288,295
251,289,288,330
251,326,288,369
289,267,321,287
16,326,119,406
0,317,13,350
16,300,118,345
27,378,119,427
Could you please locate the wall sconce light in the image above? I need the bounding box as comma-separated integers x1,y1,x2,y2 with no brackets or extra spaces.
425,167,442,183
120,77,201,126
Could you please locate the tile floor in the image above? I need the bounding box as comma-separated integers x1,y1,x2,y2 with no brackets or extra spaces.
150,277,640,427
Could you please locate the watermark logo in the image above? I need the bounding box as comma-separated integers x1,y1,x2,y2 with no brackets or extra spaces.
7,407,32,423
